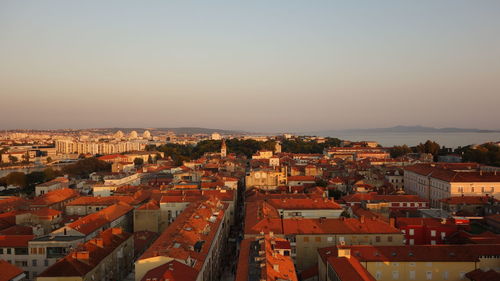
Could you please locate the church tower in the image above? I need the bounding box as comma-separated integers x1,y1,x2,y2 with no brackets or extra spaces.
221,139,227,157
275,141,282,153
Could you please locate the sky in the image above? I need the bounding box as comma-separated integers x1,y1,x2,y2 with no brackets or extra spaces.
1,1,499,132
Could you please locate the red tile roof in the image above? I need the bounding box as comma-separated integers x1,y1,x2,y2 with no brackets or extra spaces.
341,192,427,203
327,256,375,281
0,259,24,281
466,269,500,281
30,188,79,207
0,235,34,247
141,260,198,281
440,196,498,205
67,202,133,235
405,163,500,182
38,228,132,278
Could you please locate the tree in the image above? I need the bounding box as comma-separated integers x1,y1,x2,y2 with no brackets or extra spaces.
22,152,30,163
315,178,328,187
390,145,412,158
61,157,111,178
8,155,18,163
46,157,53,163
5,172,27,188
134,157,144,166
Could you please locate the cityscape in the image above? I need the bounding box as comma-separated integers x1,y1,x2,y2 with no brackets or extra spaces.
1,1,500,281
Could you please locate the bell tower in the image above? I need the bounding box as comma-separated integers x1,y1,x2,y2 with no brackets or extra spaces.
221,138,227,157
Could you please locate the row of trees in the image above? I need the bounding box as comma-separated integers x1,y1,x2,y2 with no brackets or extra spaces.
0,157,111,195
459,143,500,167
389,140,500,167
0,167,59,193
389,140,446,158
149,137,342,165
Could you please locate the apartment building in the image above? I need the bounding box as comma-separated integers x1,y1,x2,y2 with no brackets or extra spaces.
236,234,298,281
55,139,147,155
34,177,69,196
135,199,230,281
0,235,33,280
404,163,500,207
37,228,134,281
318,244,500,281
52,202,133,241
244,200,404,271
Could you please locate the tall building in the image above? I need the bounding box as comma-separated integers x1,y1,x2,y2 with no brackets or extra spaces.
221,138,227,157
404,163,500,207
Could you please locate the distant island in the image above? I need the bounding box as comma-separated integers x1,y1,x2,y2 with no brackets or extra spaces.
305,125,500,136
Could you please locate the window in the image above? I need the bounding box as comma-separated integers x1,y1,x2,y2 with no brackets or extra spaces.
376,271,382,280
409,262,416,267
30,248,37,255
426,262,432,267
44,260,49,266
459,272,465,279
441,232,446,239
315,237,321,242
388,236,393,242
443,271,448,280
431,240,436,245
327,236,333,242
7,248,11,254
0,248,3,254
376,236,381,242
32,260,37,266
431,230,436,237
409,239,414,245
303,237,309,242
15,248,28,255
426,271,432,280
392,262,399,267
409,229,414,235
409,271,416,280
392,271,399,279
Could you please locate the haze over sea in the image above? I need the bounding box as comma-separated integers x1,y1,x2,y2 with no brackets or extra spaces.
323,132,500,148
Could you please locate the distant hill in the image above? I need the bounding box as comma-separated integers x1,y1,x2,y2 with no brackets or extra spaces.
304,125,500,136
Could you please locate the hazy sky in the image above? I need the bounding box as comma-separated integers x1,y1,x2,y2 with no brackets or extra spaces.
1,1,499,132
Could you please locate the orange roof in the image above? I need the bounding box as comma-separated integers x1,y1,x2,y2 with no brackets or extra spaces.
139,199,228,273
405,163,500,182
327,256,375,281
68,202,133,235
465,269,500,281
440,196,498,205
287,176,316,181
319,245,500,263
141,260,198,281
30,188,79,207
137,200,160,210
38,228,132,278
0,259,24,281
0,235,34,247
236,235,297,281
266,198,342,210
341,192,427,203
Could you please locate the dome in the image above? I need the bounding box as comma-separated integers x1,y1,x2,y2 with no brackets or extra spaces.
129,131,138,139
143,130,151,139
113,130,124,139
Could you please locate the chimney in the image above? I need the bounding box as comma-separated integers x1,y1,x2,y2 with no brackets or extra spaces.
273,264,280,272
71,251,90,262
360,216,365,223
389,218,395,227
90,238,104,248
111,228,123,235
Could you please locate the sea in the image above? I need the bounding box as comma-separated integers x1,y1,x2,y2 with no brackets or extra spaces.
323,132,500,148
